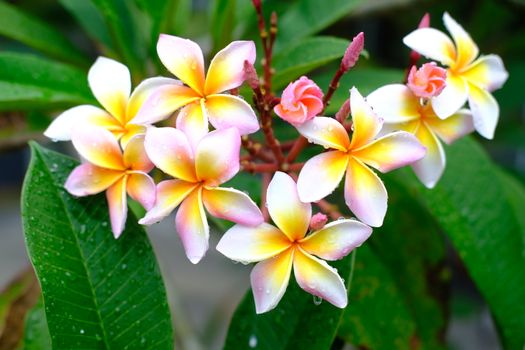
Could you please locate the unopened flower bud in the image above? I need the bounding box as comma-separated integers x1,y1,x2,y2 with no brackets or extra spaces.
310,213,328,231
274,76,323,126
243,61,260,90
341,32,365,72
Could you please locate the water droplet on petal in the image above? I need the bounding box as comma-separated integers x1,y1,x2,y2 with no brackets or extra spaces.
249,335,258,348
313,295,323,305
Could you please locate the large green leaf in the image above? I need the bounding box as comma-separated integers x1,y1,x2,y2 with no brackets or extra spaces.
0,1,87,66
21,143,174,349
134,0,174,59
210,0,237,54
223,251,356,349
396,137,525,349
0,52,94,110
272,36,349,90
23,298,52,350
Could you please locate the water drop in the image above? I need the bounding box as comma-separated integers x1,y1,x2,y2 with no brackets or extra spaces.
313,295,323,305
121,264,127,270
80,329,85,334
248,335,258,348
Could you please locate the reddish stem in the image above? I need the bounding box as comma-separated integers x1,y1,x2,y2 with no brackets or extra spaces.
316,199,343,221
260,173,271,221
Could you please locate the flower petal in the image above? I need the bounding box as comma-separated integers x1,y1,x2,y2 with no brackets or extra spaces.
126,172,156,210
349,87,383,149
250,248,294,314
216,223,292,264
402,28,456,66
462,55,508,92
443,12,479,68
202,187,263,226
106,176,128,239
425,109,474,144
65,163,122,196
175,187,209,264
411,123,446,189
139,179,198,225
296,117,350,151
297,150,349,202
176,100,209,152
157,34,206,95
144,127,197,182
345,157,387,227
119,124,146,149
267,172,311,241
71,126,125,170
88,57,131,123
204,40,256,94
195,127,240,186
431,73,468,119
299,219,372,261
205,94,260,135
123,134,153,172
352,131,426,173
44,105,119,142
293,248,347,308
366,84,421,123
467,83,499,139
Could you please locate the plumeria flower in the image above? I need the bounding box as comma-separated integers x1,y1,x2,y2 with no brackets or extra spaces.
296,87,426,227
407,62,447,99
65,126,155,238
139,126,263,264
134,35,259,148
274,76,324,125
45,57,180,148
367,84,474,188
217,172,372,314
403,12,508,139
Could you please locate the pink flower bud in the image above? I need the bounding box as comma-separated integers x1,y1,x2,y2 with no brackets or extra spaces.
407,62,447,99
341,32,364,72
274,76,324,125
309,213,328,231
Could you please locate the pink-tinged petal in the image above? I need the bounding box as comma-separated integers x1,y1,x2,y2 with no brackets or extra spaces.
202,187,263,226
431,73,468,119
106,177,128,239
250,248,294,314
267,172,311,241
297,150,349,202
293,248,347,308
216,223,292,264
296,117,350,151
366,84,420,123
204,40,256,94
345,157,387,227
132,84,200,125
65,163,123,196
195,127,240,186
71,126,125,170
122,134,153,172
126,172,156,210
425,109,474,144
402,28,456,67
144,127,197,182
443,12,479,68
88,57,131,123
44,105,120,142
205,94,260,135
349,87,383,149
175,187,209,264
467,83,499,139
411,123,446,189
462,55,508,92
119,124,146,149
127,77,183,123
176,100,209,152
352,131,426,173
139,180,198,225
299,219,372,261
157,34,206,95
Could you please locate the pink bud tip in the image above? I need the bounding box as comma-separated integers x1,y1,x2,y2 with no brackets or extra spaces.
243,61,260,89
335,99,351,123
341,32,365,72
418,13,430,29
310,213,328,231
274,76,323,126
407,62,447,99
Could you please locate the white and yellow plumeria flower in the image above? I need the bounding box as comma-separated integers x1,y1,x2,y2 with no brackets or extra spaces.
367,84,474,188
44,57,181,147
134,35,260,148
139,126,263,264
296,87,426,227
65,126,155,238
217,172,372,314
403,12,508,139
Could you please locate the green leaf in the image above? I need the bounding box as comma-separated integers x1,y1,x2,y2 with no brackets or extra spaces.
134,0,174,57
224,251,356,350
0,52,94,110
0,1,87,66
397,137,525,349
497,169,525,233
23,298,52,350
210,0,237,54
272,36,349,90
21,143,174,349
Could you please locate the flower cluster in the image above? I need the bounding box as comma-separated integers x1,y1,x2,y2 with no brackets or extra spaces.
45,12,507,314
